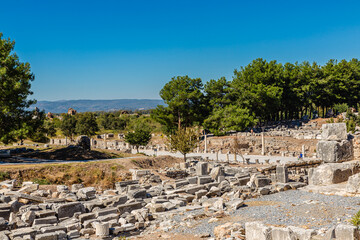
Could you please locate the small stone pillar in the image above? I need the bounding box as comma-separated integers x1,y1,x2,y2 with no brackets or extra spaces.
204,134,207,153
261,132,265,155
302,145,305,158
216,151,219,161
196,162,208,176
226,153,229,162
276,165,289,183
95,222,109,237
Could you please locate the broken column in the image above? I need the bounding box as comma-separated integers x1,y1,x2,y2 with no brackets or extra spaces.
261,132,265,155
276,165,288,183
94,222,109,237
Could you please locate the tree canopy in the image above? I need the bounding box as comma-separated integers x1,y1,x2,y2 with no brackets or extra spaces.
153,58,360,135
125,128,152,153
0,33,36,143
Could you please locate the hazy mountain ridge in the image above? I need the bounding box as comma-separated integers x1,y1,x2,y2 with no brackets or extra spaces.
31,99,164,113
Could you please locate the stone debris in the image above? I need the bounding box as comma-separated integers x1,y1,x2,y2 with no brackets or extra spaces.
0,152,359,239
317,123,353,162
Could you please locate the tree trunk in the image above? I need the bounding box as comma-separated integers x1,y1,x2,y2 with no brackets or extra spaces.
183,153,186,162
136,146,139,153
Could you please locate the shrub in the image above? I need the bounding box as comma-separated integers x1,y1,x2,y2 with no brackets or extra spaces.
346,119,356,133
0,171,10,181
333,103,349,114
351,210,360,228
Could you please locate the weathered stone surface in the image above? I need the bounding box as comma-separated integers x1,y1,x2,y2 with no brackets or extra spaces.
271,227,296,240
198,176,212,185
117,202,143,215
21,210,35,225
54,202,85,218
276,165,289,183
10,227,37,239
225,199,244,210
196,162,208,176
245,221,271,240
335,224,360,240
186,185,206,195
210,166,225,181
317,140,353,163
33,216,58,225
71,184,84,192
95,207,118,217
309,162,358,185
35,232,58,240
127,188,147,199
214,222,244,239
76,187,96,200
346,173,360,193
321,123,347,141
40,226,67,234
288,226,316,240
94,222,109,237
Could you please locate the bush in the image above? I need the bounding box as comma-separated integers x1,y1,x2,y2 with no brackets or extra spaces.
351,210,360,228
346,119,356,133
333,103,349,114
0,171,10,181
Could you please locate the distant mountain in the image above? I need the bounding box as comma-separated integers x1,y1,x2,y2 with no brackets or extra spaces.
31,99,164,113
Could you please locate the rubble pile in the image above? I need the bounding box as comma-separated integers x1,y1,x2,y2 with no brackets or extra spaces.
0,159,309,240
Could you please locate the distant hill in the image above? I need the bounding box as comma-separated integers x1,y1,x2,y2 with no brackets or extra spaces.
31,99,164,113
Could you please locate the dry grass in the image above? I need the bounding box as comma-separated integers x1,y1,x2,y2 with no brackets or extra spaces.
0,155,183,189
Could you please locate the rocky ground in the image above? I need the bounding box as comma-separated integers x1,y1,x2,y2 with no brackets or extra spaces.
151,190,359,239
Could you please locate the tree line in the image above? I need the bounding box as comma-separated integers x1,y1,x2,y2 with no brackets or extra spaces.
152,58,360,135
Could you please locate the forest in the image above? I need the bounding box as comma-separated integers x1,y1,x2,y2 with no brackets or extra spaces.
152,58,360,135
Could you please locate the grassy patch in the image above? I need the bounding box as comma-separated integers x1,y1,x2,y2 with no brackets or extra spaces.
0,171,10,181
32,178,51,185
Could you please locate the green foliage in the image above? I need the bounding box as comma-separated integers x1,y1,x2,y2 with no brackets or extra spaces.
125,128,152,153
98,112,128,130
126,115,161,132
326,118,335,123
351,210,360,228
204,105,258,135
333,103,349,114
60,114,77,139
0,171,10,181
167,128,199,161
152,76,207,133
0,33,36,144
347,119,356,133
75,112,99,137
32,178,51,185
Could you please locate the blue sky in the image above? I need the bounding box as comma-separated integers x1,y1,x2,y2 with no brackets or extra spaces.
1,0,360,101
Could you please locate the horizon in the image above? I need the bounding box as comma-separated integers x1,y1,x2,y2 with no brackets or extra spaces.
1,0,360,101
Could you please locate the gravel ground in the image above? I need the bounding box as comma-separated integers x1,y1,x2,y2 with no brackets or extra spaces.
166,190,360,236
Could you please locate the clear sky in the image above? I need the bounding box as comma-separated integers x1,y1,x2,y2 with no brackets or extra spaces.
1,0,360,101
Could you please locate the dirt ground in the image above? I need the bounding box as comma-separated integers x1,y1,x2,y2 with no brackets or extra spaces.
0,155,183,189
11,146,125,161
130,233,203,240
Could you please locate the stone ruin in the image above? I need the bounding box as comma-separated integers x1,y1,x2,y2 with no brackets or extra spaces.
1,123,360,239
76,136,91,151
1,150,360,240
317,123,353,163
